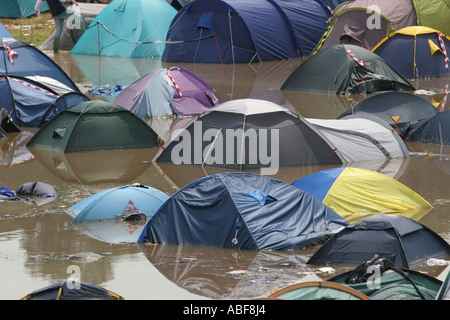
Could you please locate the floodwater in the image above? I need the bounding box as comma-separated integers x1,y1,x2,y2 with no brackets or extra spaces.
1,52,450,300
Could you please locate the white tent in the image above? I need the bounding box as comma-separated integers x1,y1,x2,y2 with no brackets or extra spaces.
307,115,410,162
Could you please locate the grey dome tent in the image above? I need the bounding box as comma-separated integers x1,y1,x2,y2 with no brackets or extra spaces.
137,172,349,251
307,214,450,268
281,44,415,95
338,91,439,128
153,99,346,171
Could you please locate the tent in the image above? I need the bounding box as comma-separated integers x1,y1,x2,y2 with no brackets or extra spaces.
161,0,331,63
281,44,415,95
307,214,450,268
0,22,13,38
137,172,349,251
292,167,432,223
338,92,440,127
0,75,90,127
412,0,450,37
153,99,347,172
313,0,417,53
329,257,443,300
113,67,221,119
436,268,450,300
306,115,410,162
21,281,123,300
70,0,177,58
1,38,79,91
67,184,169,222
372,26,450,79
0,108,20,137
0,0,48,18
268,281,371,300
15,181,58,205
26,100,160,153
399,109,450,146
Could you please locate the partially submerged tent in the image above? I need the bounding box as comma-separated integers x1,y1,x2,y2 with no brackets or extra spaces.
1,38,79,91
399,109,450,146
292,167,432,223
281,44,415,95
0,75,89,127
372,26,450,79
329,257,443,300
15,181,58,206
67,184,169,223
154,99,347,172
0,108,20,137
306,115,410,162
307,214,450,268
137,172,349,250
21,281,123,300
113,67,221,118
70,0,177,58
268,281,371,300
26,100,160,152
338,92,440,127
0,0,48,18
161,0,331,63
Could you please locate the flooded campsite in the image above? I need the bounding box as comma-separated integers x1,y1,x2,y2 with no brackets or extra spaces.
1,0,450,302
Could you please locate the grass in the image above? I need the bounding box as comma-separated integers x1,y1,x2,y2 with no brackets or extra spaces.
1,12,55,47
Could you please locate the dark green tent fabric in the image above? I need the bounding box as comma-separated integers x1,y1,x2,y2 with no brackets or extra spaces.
281,44,414,95
27,100,160,153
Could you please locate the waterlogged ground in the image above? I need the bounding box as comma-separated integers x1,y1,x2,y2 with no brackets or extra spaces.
0,53,449,300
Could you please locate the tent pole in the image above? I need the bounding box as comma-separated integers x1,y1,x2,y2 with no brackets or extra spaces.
97,22,101,87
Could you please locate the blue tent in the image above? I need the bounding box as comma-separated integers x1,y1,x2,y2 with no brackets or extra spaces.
373,27,450,79
399,109,450,145
0,0,48,18
0,38,79,91
67,184,170,223
71,0,177,58
0,23,13,38
137,172,349,251
162,0,331,64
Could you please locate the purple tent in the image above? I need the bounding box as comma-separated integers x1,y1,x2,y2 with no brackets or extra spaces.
113,67,221,118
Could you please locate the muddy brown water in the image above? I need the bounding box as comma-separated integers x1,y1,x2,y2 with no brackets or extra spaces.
0,52,449,300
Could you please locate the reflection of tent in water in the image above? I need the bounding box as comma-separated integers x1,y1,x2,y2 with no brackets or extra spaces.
0,108,21,137
268,281,370,300
26,100,160,153
29,148,155,184
138,243,319,299
399,109,450,145
73,219,146,244
154,99,348,171
0,131,35,167
138,172,349,251
70,0,177,58
306,115,410,162
162,0,331,63
21,281,123,300
281,44,415,95
338,92,439,127
67,184,169,222
307,214,450,268
329,257,443,300
292,167,432,223
372,26,450,79
114,67,221,119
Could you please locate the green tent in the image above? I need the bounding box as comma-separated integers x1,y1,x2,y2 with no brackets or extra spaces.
412,0,450,37
27,100,160,153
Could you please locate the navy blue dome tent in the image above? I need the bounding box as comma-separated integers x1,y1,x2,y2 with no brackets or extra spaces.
162,0,331,63
0,38,88,127
137,172,349,251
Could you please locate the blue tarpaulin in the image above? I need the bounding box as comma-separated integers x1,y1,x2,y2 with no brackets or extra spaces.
138,172,348,250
